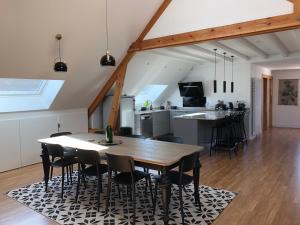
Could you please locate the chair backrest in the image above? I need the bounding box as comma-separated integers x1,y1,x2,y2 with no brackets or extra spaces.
106,153,134,173
156,136,183,144
118,127,133,136
127,134,146,139
75,149,100,165
50,132,72,137
46,144,64,158
179,151,200,173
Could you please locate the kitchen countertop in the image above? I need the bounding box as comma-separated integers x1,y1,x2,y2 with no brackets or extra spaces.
174,110,239,121
135,108,206,115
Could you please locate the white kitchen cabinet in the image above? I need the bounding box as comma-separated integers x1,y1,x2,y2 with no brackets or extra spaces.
0,120,22,172
19,115,58,166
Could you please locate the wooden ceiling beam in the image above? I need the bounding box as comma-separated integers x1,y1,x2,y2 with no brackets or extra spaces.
268,33,290,57
210,41,251,61
88,52,135,117
150,50,203,64
238,38,268,58
88,0,172,119
129,1,300,52
166,48,214,63
185,45,233,61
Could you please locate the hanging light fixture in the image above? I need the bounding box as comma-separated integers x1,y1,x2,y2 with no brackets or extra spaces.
223,52,227,93
100,0,116,66
54,34,67,72
231,56,234,93
213,49,217,93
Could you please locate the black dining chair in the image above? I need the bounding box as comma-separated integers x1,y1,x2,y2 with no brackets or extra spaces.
153,151,201,225
46,143,77,198
49,132,75,177
105,153,153,225
75,149,108,211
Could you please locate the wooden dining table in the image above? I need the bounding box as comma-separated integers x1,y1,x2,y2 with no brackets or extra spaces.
38,133,203,225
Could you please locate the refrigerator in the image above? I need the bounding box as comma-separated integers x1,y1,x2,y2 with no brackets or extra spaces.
102,95,135,131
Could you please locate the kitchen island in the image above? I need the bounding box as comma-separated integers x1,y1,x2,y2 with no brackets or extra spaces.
173,110,249,146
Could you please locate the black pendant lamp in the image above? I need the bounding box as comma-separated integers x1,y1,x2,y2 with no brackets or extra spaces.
231,56,234,93
54,34,67,72
223,52,226,93
213,49,217,93
100,0,115,66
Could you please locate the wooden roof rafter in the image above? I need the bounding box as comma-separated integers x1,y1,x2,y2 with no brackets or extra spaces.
129,0,300,52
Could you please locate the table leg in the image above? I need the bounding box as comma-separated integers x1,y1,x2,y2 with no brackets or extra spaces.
193,158,201,210
40,143,50,192
160,167,171,225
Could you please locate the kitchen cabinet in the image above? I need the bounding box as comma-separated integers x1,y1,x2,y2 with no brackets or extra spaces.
170,110,198,133
153,111,170,137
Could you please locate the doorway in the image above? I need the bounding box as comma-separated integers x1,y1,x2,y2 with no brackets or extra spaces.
262,75,273,131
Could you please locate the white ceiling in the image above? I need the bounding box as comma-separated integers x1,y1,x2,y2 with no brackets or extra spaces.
149,29,300,71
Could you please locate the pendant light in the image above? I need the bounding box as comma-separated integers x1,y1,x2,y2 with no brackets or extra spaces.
213,49,217,93
223,52,226,93
54,34,67,72
100,0,116,66
231,56,234,93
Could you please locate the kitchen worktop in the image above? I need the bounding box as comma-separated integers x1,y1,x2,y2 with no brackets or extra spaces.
174,110,234,121
134,107,206,115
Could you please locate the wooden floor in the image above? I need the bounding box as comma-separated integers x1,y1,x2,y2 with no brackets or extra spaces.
1,128,300,225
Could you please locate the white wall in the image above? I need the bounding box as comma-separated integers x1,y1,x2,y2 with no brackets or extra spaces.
251,65,271,135
123,52,195,108
167,61,252,108
146,0,292,39
0,108,88,172
0,0,162,110
272,69,300,128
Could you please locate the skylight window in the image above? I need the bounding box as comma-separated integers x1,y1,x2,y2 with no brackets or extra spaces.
135,84,168,107
0,78,64,113
0,78,46,95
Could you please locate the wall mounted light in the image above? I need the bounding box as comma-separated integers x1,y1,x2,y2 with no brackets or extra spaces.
54,34,67,72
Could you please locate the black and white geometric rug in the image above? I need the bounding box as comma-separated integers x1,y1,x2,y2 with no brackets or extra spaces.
7,174,236,225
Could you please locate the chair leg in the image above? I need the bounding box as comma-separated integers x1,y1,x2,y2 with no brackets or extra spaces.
148,175,154,206
210,127,215,156
69,165,73,184
75,170,80,202
97,175,101,212
66,166,69,184
105,172,112,214
61,166,65,198
153,181,158,215
117,184,121,198
50,166,53,180
132,183,136,225
179,185,185,225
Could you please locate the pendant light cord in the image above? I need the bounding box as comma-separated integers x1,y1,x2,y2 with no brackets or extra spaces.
105,0,109,53
231,56,234,82
58,40,61,62
223,52,226,80
214,49,217,80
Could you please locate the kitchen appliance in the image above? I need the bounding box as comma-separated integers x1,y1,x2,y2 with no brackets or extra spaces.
228,102,234,110
140,113,153,137
103,95,135,130
178,82,204,97
183,97,206,107
237,102,246,111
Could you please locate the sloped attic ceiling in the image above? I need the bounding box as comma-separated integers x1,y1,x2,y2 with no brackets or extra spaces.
0,0,162,110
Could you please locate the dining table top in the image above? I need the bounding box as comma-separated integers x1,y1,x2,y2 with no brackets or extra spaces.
38,133,203,167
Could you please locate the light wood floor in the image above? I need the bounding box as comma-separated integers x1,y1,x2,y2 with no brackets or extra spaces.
1,128,300,225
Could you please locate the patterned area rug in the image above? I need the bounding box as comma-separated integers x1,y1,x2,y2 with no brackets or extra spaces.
7,174,236,225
